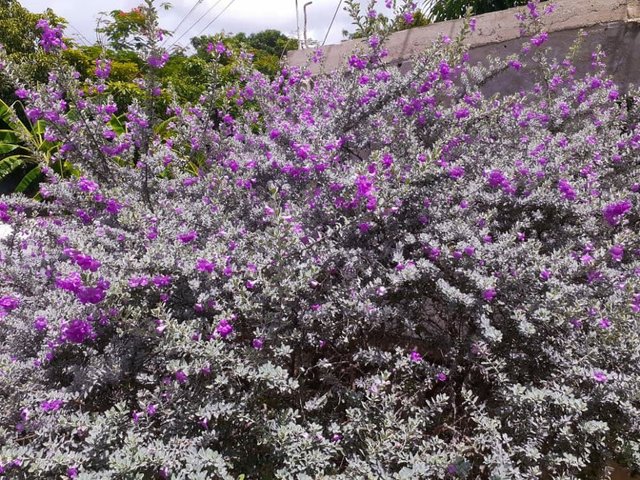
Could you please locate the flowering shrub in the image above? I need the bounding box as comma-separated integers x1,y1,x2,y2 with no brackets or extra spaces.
0,1,639,478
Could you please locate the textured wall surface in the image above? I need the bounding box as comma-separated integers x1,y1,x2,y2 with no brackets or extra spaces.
288,0,640,91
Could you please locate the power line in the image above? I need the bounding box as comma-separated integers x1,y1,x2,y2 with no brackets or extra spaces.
279,35,296,62
163,0,205,46
322,0,342,46
195,0,237,37
67,22,92,46
167,0,226,49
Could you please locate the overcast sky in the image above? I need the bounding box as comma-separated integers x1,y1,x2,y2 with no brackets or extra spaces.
19,0,393,50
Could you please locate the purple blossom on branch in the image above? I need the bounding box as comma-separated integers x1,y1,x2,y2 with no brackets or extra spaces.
603,200,632,226
36,19,67,53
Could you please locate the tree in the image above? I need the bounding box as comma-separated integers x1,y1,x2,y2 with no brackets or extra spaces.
343,0,431,40
192,30,297,78
424,0,529,21
0,0,67,102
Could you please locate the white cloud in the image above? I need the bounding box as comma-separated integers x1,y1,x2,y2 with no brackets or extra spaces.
19,0,392,49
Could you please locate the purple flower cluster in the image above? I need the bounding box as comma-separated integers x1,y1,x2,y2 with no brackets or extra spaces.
36,19,67,53
94,59,111,79
41,399,63,412
147,52,169,69
0,296,20,313
62,319,95,343
56,272,109,304
603,200,632,226
64,249,101,272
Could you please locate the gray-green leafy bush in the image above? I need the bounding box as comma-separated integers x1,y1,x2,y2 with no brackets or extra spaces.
0,1,639,478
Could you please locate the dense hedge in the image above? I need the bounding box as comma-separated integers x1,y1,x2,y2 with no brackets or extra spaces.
0,1,639,478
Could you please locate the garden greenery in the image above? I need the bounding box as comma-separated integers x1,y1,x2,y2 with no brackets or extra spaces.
0,0,639,478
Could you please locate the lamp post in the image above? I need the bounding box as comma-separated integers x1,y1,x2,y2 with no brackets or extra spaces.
295,0,302,49
303,1,313,48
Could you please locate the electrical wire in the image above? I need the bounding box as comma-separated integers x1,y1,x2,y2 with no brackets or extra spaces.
194,0,237,37
167,0,225,49
321,0,342,46
279,35,296,61
67,23,91,46
162,0,205,46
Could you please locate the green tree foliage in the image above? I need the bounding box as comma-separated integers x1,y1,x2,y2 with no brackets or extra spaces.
343,0,431,40
424,0,529,21
192,29,297,78
96,3,170,51
0,0,66,102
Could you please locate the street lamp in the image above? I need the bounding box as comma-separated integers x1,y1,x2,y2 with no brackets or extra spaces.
303,1,313,48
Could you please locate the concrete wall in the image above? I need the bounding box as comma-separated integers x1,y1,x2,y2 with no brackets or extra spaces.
288,0,640,90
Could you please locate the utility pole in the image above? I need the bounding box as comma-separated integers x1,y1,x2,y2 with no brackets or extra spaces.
303,2,313,48
295,0,302,49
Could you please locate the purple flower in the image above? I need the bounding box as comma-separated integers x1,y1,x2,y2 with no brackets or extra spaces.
593,370,608,383
36,19,66,53
449,166,465,179
252,337,264,350
147,52,169,69
531,32,548,47
34,316,48,331
105,199,123,214
509,60,522,71
0,296,20,312
74,253,101,272
15,87,29,99
610,244,624,262
62,319,95,343
41,399,63,412
56,272,83,293
175,370,188,384
196,258,215,273
76,209,93,224
483,288,497,302
152,275,172,287
216,319,234,338
67,466,78,478
539,269,552,281
128,276,149,288
76,286,107,305
263,205,275,217
348,55,367,70
630,293,640,314
146,403,157,416
454,108,470,119
603,200,632,226
487,170,507,188
436,372,448,382
177,230,198,244
410,350,423,363
598,317,612,329
95,59,111,79
558,179,577,201
570,318,583,329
